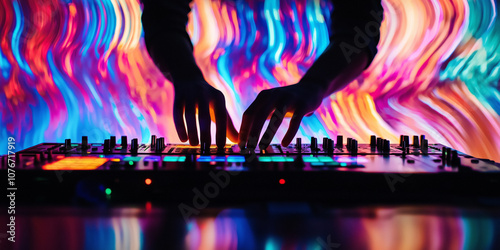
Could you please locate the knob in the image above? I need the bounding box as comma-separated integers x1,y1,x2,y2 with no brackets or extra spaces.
322,137,328,152
82,136,88,150
347,138,352,150
327,139,334,155
121,136,127,148
441,147,447,164
311,137,318,152
422,139,428,152
160,137,165,149
383,139,390,153
104,139,110,153
413,135,419,148
151,135,156,148
446,148,452,163
370,135,377,147
399,135,404,147
351,140,358,155
420,135,426,146
336,135,343,148
65,139,72,149
296,138,302,152
110,136,116,148
377,137,382,151
403,136,410,148
451,150,459,167
131,138,138,153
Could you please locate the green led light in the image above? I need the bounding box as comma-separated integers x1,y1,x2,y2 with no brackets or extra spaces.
129,161,133,165
163,156,186,162
259,156,272,162
123,157,141,162
272,156,285,162
326,162,340,166
105,188,112,195
311,162,325,166
285,157,294,162
163,156,179,162
303,156,319,162
340,163,347,167
318,156,334,162
99,155,104,158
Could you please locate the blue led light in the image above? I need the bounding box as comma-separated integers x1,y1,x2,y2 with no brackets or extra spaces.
227,156,246,163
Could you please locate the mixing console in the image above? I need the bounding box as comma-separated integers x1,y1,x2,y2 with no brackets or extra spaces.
2,135,499,205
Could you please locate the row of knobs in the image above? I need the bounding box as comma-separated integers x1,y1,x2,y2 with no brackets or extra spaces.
294,134,430,155
65,136,142,154
298,135,357,155
398,135,429,150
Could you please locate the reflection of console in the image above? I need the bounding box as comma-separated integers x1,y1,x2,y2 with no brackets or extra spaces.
2,135,499,205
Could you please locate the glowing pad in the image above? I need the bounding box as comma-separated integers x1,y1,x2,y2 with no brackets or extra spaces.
43,157,108,170
227,156,246,162
197,156,227,162
259,156,294,162
163,156,186,162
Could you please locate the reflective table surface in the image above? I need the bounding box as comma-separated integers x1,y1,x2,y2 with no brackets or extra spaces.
2,203,500,250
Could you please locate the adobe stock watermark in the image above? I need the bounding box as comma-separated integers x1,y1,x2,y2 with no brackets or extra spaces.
384,172,412,192
340,10,384,63
317,234,341,249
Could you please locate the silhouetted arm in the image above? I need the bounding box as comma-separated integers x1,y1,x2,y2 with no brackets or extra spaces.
239,0,383,149
142,0,238,149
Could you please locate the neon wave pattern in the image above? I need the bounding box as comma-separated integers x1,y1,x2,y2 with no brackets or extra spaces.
1,0,499,161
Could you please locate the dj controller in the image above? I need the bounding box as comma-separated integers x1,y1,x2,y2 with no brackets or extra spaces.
2,135,500,205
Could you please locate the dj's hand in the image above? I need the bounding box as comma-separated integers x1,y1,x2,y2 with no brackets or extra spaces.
238,83,324,149
173,81,238,148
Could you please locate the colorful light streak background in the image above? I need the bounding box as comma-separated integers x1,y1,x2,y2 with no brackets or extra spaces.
0,0,499,161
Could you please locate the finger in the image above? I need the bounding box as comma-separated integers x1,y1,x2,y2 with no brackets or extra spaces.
247,104,275,149
281,112,304,147
226,111,239,143
239,93,268,149
185,99,199,146
173,97,188,142
258,107,286,150
198,98,211,148
212,91,227,149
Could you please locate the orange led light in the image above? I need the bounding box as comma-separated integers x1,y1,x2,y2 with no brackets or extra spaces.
145,178,152,185
43,157,108,170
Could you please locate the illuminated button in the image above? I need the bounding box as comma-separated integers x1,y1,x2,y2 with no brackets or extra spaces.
145,178,152,185
259,156,272,162
311,162,325,166
273,156,285,162
317,156,334,162
227,156,245,163
197,156,212,162
303,156,319,162
214,156,226,162
195,156,226,162
340,163,347,167
163,156,186,162
43,157,108,170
